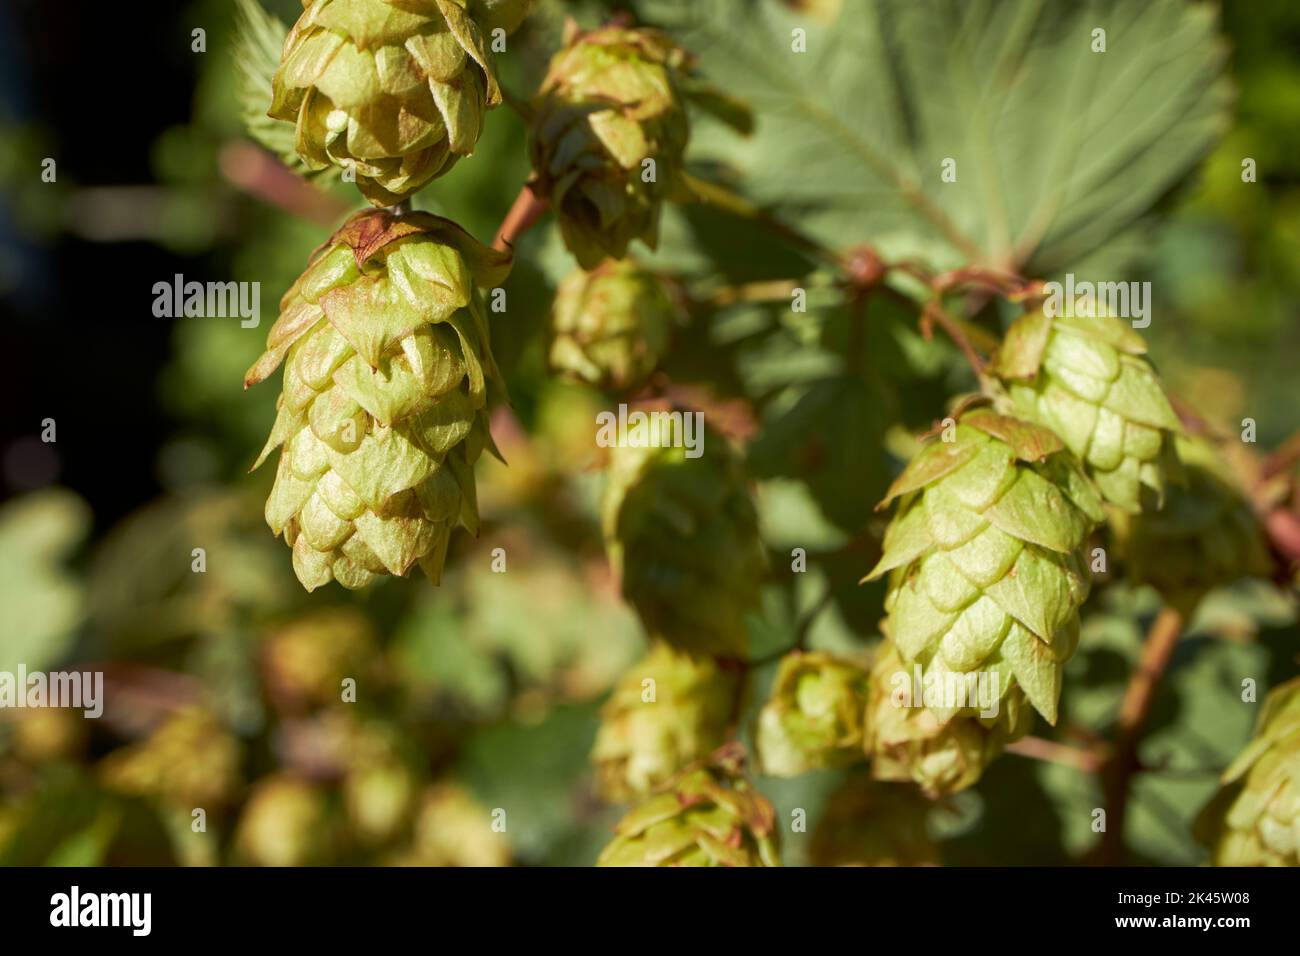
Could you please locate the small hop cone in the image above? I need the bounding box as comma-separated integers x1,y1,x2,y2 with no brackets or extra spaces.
390,782,511,866
1110,436,1272,613
234,775,335,867
591,643,737,803
529,25,692,268
260,606,378,712
811,774,939,867
863,407,1105,725
246,209,511,592
1195,676,1300,866
867,640,1033,797
597,744,781,867
99,709,242,810
270,0,508,205
602,414,766,657
549,259,678,392
991,307,1182,513
755,651,870,777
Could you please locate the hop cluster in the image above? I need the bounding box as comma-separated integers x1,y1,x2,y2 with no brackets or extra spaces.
246,209,511,592
755,651,869,777
1195,677,1300,866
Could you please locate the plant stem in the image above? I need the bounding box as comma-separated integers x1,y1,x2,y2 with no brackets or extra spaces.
1097,605,1185,864
493,183,549,251
921,298,988,382
1006,736,1104,774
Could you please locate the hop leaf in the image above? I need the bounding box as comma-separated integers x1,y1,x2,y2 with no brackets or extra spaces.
591,643,737,803
602,414,766,657
234,0,310,176
755,650,870,777
811,773,939,867
991,308,1182,513
864,407,1104,724
246,208,512,592
597,744,780,866
1194,676,1300,866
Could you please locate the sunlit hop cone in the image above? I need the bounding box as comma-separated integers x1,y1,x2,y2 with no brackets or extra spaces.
269,0,513,205
1109,436,1272,612
991,307,1182,513
260,606,378,711
99,709,242,810
591,643,737,803
597,744,780,866
529,24,692,268
755,651,870,777
1195,676,1300,866
811,773,939,867
549,259,679,392
234,774,335,866
390,781,510,866
867,640,1032,797
246,208,512,592
601,414,766,657
863,407,1105,725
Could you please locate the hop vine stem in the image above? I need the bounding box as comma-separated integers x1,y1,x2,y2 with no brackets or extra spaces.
493,184,549,251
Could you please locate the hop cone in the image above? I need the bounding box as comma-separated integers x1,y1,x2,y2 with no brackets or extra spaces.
246,209,511,592
99,709,241,810
867,640,1032,797
811,774,939,867
597,745,780,866
234,775,335,866
863,408,1104,724
529,25,691,268
549,259,677,392
269,0,505,205
391,782,510,866
602,415,766,657
261,607,377,711
755,651,869,777
592,643,737,803
992,308,1181,513
1110,436,1272,612
1195,677,1300,866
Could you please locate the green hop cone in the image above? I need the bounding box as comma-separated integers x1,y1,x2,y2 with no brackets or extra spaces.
549,259,678,392
234,775,336,866
864,407,1105,725
867,639,1033,797
991,307,1182,513
269,0,507,205
597,744,780,867
1195,676,1300,866
260,606,378,712
246,209,511,592
391,782,511,866
592,643,737,803
811,774,939,867
755,651,870,777
99,709,242,810
529,24,691,268
601,413,766,657
1110,436,1272,613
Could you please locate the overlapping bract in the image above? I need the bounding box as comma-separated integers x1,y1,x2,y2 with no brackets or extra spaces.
864,408,1104,725
597,746,780,867
992,308,1181,513
1110,436,1272,611
755,651,869,777
269,0,504,205
246,209,511,592
591,643,736,803
811,774,939,867
601,417,766,657
1195,677,1300,866
529,25,691,268
549,259,677,392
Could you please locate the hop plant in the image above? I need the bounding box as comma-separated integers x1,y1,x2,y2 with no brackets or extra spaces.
597,745,780,867
549,259,678,392
602,414,766,657
234,775,335,867
866,639,1032,796
528,24,692,268
1195,676,1300,866
811,774,939,867
755,651,870,777
268,0,507,205
1110,436,1272,612
864,407,1105,724
99,709,242,810
261,606,378,712
991,307,1182,513
245,208,512,592
391,782,510,866
591,643,737,803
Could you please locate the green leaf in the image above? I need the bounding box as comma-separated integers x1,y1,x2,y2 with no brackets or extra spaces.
235,0,321,178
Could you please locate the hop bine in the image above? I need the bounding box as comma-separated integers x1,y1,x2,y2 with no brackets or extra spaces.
990,307,1182,513
1195,676,1300,866
591,643,737,803
245,208,511,592
755,651,870,777
269,0,520,205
